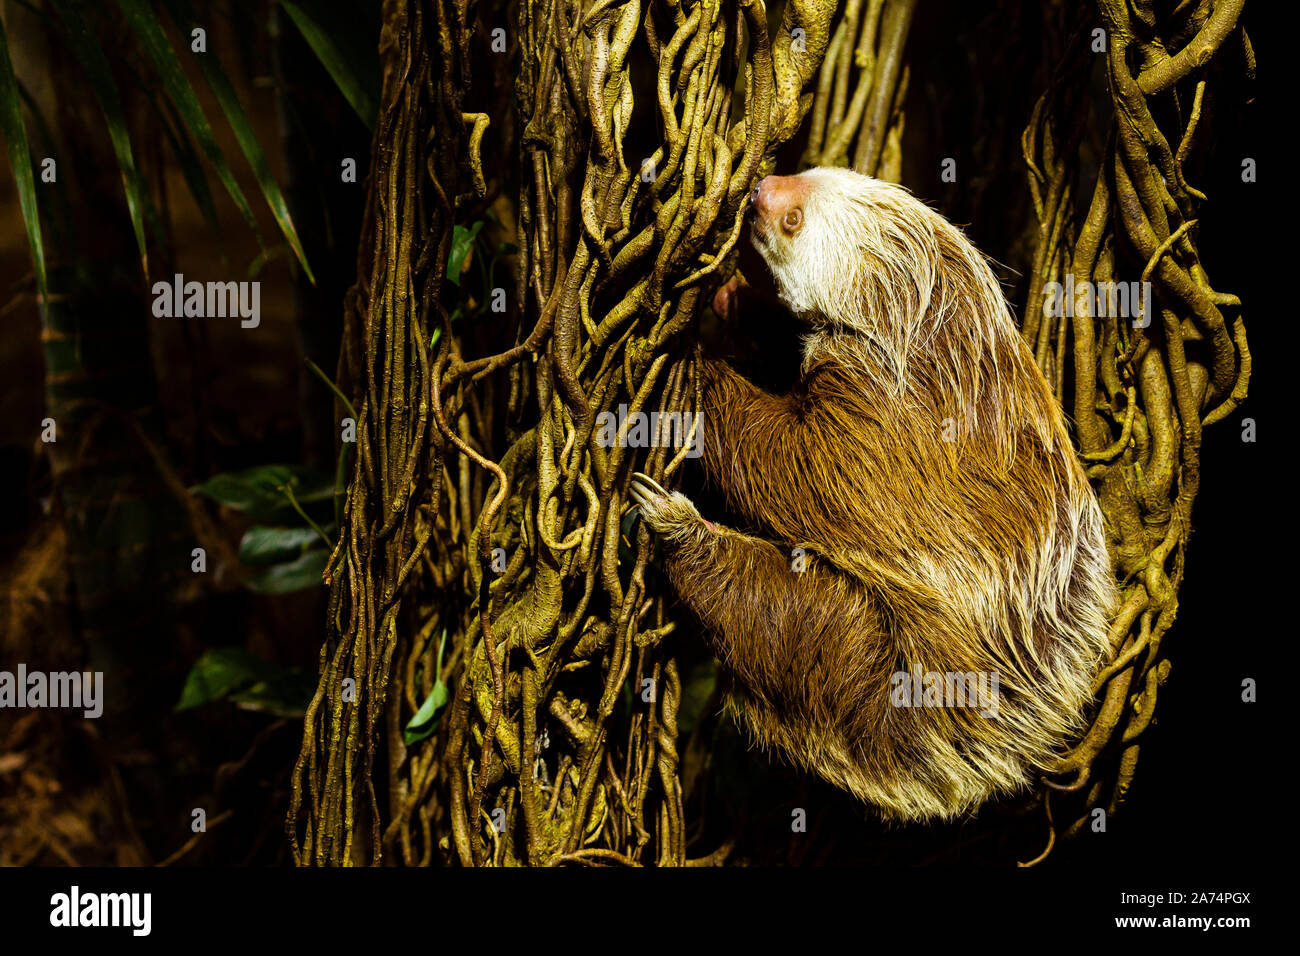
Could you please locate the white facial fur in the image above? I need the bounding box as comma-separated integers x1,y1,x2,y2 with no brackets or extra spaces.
749,167,893,322
747,167,1021,396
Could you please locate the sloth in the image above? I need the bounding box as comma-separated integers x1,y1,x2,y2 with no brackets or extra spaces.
630,167,1118,821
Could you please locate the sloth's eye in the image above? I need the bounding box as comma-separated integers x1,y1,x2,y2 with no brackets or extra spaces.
782,207,803,234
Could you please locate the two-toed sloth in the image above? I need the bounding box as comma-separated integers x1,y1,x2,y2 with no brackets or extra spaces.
631,167,1117,821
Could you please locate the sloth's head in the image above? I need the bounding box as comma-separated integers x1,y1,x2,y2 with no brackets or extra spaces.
745,166,1063,460
746,167,1020,390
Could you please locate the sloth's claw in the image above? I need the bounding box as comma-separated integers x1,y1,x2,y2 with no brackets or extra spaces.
631,471,668,498
628,473,666,516
629,472,706,540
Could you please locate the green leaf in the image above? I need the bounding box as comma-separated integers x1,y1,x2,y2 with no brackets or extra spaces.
403,681,449,745
176,648,315,716
48,0,150,279
247,243,287,279
239,525,321,566
447,221,484,286
116,0,262,247
12,79,74,258
618,505,643,577
165,0,315,283
175,647,274,711
0,14,47,300
245,548,328,594
192,464,333,523
280,1,378,129
403,631,449,745
146,79,222,245
193,465,299,520
228,671,317,718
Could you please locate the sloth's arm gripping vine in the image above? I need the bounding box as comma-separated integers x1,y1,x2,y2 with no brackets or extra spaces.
630,472,829,704
629,471,890,754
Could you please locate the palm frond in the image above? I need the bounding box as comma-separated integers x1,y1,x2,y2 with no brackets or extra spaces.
279,0,378,129
0,13,47,301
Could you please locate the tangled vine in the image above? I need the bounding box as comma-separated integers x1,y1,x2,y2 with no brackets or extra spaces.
1019,0,1251,863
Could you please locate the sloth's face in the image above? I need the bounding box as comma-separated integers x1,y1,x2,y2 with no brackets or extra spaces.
746,167,880,323
746,174,808,274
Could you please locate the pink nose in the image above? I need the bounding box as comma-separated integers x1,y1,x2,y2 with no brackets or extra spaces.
748,175,803,227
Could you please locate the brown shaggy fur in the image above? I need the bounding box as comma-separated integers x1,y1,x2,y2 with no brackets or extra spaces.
632,168,1117,821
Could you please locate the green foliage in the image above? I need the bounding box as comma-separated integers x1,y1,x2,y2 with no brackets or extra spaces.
193,464,334,594
279,0,379,129
176,647,315,717
443,217,519,351
165,0,316,282
0,14,46,300
177,647,271,710
48,0,150,276
403,631,449,745
192,464,332,524
239,525,322,565
117,0,265,249
0,0,389,295
228,671,320,717
244,548,330,594
446,221,484,286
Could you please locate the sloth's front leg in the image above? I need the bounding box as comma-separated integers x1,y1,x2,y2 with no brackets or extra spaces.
629,473,831,700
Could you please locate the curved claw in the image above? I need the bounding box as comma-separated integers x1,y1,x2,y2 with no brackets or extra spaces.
630,471,669,499
629,471,712,538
